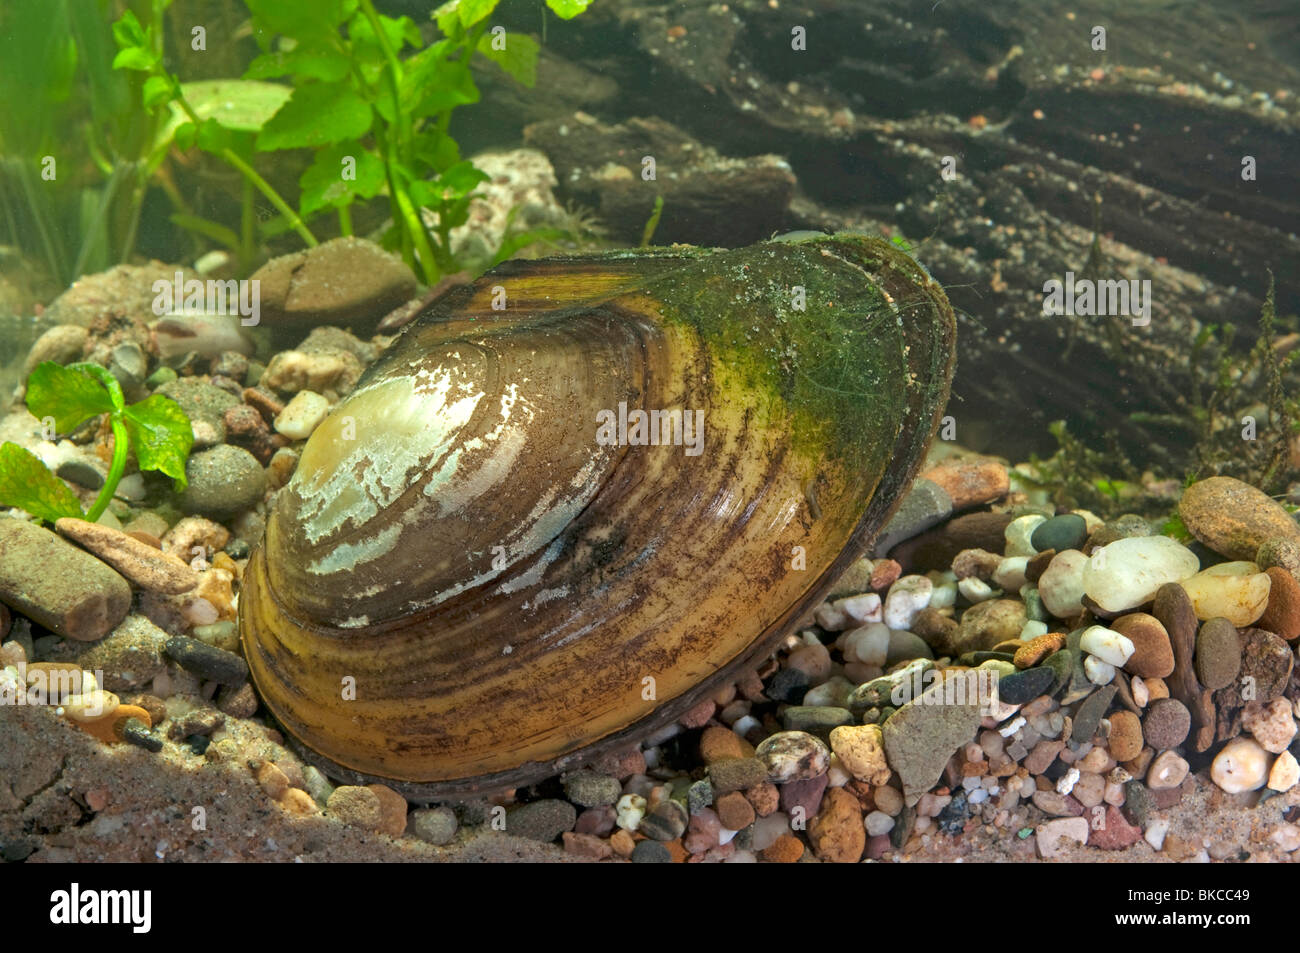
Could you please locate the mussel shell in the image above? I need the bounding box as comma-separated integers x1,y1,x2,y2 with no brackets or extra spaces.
239,234,955,798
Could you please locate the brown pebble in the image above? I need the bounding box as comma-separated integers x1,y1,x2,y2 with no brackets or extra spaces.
1111,613,1175,678
1257,566,1300,641
327,786,383,831
562,832,612,860
609,828,636,858
761,833,805,863
84,788,110,811
366,784,408,836
255,762,290,799
277,788,320,816
1107,710,1144,762
677,698,715,729
869,559,901,591
216,682,259,719
1142,698,1191,750
744,782,780,817
1025,549,1056,583
699,724,748,763
715,791,757,831
919,457,1009,509
123,693,167,726
1013,632,1066,669
55,517,200,595
806,787,864,863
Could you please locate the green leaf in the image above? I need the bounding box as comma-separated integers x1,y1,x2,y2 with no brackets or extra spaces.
299,142,386,215
257,82,372,151
245,0,357,39
438,160,490,196
477,30,538,87
111,11,148,49
545,0,592,20
173,120,198,151
25,362,115,434
196,117,234,153
112,46,157,72
142,74,176,109
0,443,83,523
457,0,499,28
122,396,194,491
245,46,351,83
179,79,292,133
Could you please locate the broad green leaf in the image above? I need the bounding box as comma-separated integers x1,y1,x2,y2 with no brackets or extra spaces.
299,142,386,215
111,11,147,49
179,79,292,133
413,128,462,173
112,46,157,72
0,443,83,523
25,362,115,434
123,396,193,491
245,0,357,38
257,82,372,151
438,160,490,195
546,0,592,19
246,46,351,83
142,74,175,109
476,30,538,88
458,0,498,28
173,120,198,151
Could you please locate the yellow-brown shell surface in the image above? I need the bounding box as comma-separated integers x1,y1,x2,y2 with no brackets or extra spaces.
239,234,955,797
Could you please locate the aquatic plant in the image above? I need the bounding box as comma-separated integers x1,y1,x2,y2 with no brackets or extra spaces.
112,0,592,283
0,361,193,524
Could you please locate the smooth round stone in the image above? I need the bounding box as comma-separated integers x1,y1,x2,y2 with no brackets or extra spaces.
638,800,688,841
842,623,890,666
562,770,623,808
1032,514,1088,554
1194,617,1241,690
955,599,1027,654
1180,561,1271,626
1041,649,1076,694
1180,476,1300,561
1257,537,1300,584
1210,736,1270,793
755,731,831,783
1038,550,1088,619
1083,655,1116,684
1080,625,1135,667
1110,613,1174,678
630,840,673,863
996,665,1055,705
1107,710,1144,762
1142,698,1191,750
781,706,853,736
1082,536,1200,613
180,445,267,516
1257,566,1300,641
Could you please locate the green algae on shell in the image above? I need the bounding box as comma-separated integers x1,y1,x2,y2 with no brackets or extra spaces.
239,233,956,798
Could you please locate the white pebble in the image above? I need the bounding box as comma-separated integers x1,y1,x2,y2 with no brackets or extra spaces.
842,623,890,666
732,714,761,737
1038,549,1089,618
1131,675,1150,708
615,794,646,831
967,788,988,805
1083,654,1116,685
1082,536,1199,613
957,576,999,603
1211,737,1269,793
1144,819,1169,851
929,582,957,609
993,556,1029,590
1056,767,1080,796
998,715,1026,738
864,811,895,836
1080,625,1135,667
1268,750,1299,792
1018,619,1048,641
814,602,850,631
883,575,933,629
274,390,330,440
834,593,883,625
1004,515,1046,557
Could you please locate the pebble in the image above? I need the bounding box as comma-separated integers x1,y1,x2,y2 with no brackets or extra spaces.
763,667,808,703
919,457,1008,509
45,614,169,691
1072,684,1118,743
952,548,1002,581
630,840,673,863
638,800,688,841
1257,566,1300,640
273,389,330,440
1036,817,1089,859
807,787,865,863
842,623,889,665
1083,536,1199,613
561,832,611,860
778,773,828,823
761,834,805,863
1005,515,1047,557
1241,698,1297,753
996,665,1055,705
1088,804,1143,850
707,756,768,794
507,799,577,842
54,517,200,595
802,676,853,708
1083,655,1116,684
575,805,616,836
162,635,249,685
714,791,756,831
883,574,933,629
755,731,830,783
886,629,933,667
562,770,622,808
1107,710,1144,762
882,671,985,804
155,378,240,447
787,642,833,682
1210,736,1270,793
848,658,934,710
781,705,852,736
1237,627,1294,703
326,786,384,831
1080,625,1135,667
180,445,267,516
615,794,646,830
1013,631,1066,668
864,810,895,836
1179,476,1300,560
1038,550,1089,618
1193,617,1240,690
161,516,230,560
1032,514,1088,553
1257,537,1300,583
745,782,780,817
1110,613,1174,678
0,519,132,641
699,725,749,764
955,599,1027,654
1181,562,1270,626
1142,698,1190,749
1146,750,1189,790
872,478,953,556
828,723,891,785
1268,751,1299,792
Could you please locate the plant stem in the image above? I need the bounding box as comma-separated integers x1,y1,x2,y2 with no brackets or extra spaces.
85,415,128,523
337,203,352,237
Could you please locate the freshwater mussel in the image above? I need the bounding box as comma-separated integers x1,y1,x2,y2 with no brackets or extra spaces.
238,233,956,798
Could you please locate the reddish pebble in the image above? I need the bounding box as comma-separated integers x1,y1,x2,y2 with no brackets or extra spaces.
562,832,612,860
745,782,780,817
574,806,616,837
1258,567,1300,641
678,698,716,729
1088,804,1142,849
870,559,902,591
761,834,805,863
715,791,757,831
